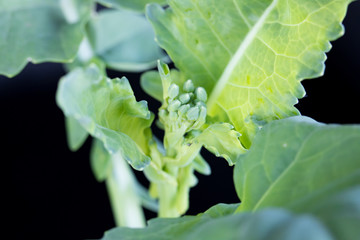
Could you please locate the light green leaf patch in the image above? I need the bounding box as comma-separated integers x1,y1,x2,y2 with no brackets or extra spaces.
87,9,168,72
140,70,163,102
65,116,89,151
102,187,360,240
56,65,154,170
195,123,246,165
90,139,112,181
0,0,92,77
147,0,352,148
234,116,360,213
96,0,166,12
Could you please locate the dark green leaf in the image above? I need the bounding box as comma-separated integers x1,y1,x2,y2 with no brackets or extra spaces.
234,116,360,212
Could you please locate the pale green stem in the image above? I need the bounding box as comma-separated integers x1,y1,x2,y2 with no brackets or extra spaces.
106,153,145,228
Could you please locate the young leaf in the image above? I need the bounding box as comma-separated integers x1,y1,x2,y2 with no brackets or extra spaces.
147,0,353,147
195,123,246,165
102,188,360,240
234,116,360,213
96,0,166,12
90,139,112,182
0,0,92,77
87,9,168,72
56,65,154,170
140,71,163,102
65,116,89,151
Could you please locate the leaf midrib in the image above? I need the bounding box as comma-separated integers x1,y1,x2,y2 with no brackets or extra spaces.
207,0,279,112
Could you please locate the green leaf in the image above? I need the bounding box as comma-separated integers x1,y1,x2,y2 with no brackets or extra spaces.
140,70,163,102
90,139,112,182
102,191,360,240
56,65,154,170
87,9,168,72
234,116,360,212
65,116,89,151
147,0,352,148
96,0,166,12
0,0,92,77
309,186,360,240
102,187,360,239
195,123,246,165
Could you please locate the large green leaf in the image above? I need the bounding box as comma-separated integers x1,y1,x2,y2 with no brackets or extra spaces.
102,187,360,240
56,65,154,170
87,9,168,72
97,0,166,12
0,0,92,77
147,0,353,147
234,116,360,212
310,186,360,240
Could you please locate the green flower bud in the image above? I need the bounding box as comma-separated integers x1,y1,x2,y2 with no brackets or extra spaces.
178,104,191,116
159,109,168,119
179,93,191,104
186,106,199,121
169,111,178,121
168,83,179,99
194,100,206,108
192,106,206,129
168,99,181,112
195,87,207,102
183,80,195,92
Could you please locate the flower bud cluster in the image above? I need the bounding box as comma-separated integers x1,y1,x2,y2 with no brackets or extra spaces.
159,79,207,148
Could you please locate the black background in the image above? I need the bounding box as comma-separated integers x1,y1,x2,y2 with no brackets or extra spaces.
3,3,359,239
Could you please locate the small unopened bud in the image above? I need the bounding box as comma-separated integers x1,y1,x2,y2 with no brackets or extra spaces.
168,99,181,112
168,84,179,99
192,106,206,129
183,80,195,92
194,100,206,108
169,111,178,121
195,87,207,102
186,107,199,121
159,109,167,118
178,104,190,116
179,93,191,104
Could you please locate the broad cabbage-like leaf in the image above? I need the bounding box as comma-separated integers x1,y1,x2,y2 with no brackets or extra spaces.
234,116,360,212
87,9,168,72
102,187,360,240
97,0,166,12
0,0,92,77
147,0,353,147
56,65,154,170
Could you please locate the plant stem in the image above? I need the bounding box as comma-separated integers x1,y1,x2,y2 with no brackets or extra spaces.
106,153,145,228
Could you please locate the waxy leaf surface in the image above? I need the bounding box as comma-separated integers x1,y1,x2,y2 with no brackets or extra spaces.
234,116,360,212
97,0,165,12
147,0,352,147
87,9,168,72
0,0,92,77
56,65,154,170
102,187,360,240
